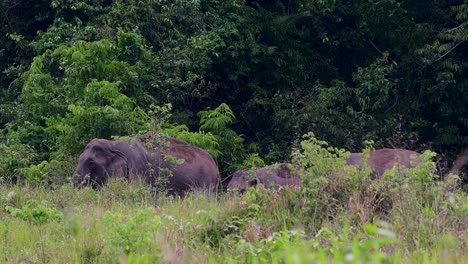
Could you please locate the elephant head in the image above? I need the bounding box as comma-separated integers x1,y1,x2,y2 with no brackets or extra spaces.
226,163,302,191
256,163,302,189
73,139,129,188
225,170,257,192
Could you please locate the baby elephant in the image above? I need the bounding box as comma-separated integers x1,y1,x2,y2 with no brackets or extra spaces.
226,163,302,192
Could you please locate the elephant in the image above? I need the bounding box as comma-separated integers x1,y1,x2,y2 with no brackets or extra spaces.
450,148,468,175
346,148,421,178
224,170,253,191
225,148,420,192
72,136,220,194
449,148,468,183
226,163,302,192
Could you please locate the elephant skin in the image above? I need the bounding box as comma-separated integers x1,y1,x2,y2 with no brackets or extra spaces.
449,148,468,184
73,136,220,194
346,148,421,178
450,148,468,175
225,170,253,191
226,163,302,192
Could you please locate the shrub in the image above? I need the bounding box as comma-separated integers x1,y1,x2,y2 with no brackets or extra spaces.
223,221,395,263
290,132,367,230
102,208,161,257
0,140,37,184
5,199,61,225
290,132,468,258
165,103,248,173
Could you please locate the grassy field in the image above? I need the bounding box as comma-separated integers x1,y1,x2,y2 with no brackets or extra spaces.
1,170,467,264
1,142,467,263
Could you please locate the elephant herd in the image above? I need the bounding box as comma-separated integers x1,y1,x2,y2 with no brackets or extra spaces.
73,136,468,194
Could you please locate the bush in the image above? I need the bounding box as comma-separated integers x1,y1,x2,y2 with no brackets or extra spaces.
5,199,61,225
218,221,395,264
290,132,468,256
290,132,367,230
103,208,161,257
0,140,37,184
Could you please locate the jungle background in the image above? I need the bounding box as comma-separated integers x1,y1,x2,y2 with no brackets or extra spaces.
1,0,467,184
0,1,467,263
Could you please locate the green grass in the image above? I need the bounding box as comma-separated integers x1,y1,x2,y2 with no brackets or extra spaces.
1,142,467,263
0,174,467,264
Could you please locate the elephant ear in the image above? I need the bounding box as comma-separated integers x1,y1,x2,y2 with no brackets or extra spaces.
108,150,128,179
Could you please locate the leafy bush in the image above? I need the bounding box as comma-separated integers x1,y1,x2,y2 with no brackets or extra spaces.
21,33,154,156
0,31,158,185
290,132,366,229
211,220,395,263
290,132,468,255
103,208,161,256
201,196,260,248
5,199,61,225
163,124,221,159
21,161,52,185
45,80,150,155
164,103,249,173
0,140,38,184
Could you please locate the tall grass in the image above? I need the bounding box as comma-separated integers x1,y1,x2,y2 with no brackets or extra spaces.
0,137,467,263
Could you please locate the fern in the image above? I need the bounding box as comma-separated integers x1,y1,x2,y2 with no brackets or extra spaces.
162,124,221,158
198,103,236,133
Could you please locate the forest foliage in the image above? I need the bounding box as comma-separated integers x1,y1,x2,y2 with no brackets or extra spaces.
0,0,467,184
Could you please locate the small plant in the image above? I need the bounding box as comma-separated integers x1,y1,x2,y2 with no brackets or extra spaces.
201,189,264,249
242,153,265,170
197,103,247,171
290,132,362,230
102,208,161,256
21,161,52,185
201,205,259,249
161,103,250,173
5,199,61,225
0,139,38,184
230,221,395,264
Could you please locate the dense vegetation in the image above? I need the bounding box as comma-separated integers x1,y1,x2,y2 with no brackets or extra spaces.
1,140,467,263
0,0,467,263
1,0,467,182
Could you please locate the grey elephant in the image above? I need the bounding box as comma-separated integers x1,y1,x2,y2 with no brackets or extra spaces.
73,136,220,195
346,148,421,178
226,148,421,192
226,163,302,192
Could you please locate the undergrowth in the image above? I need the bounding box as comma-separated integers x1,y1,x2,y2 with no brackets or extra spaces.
0,135,467,263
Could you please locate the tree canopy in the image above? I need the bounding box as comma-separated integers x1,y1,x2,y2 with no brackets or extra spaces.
1,0,467,183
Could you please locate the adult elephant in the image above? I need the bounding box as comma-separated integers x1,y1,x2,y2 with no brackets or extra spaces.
346,148,421,178
226,163,302,192
72,136,220,194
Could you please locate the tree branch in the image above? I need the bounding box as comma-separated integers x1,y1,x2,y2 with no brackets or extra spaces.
432,40,465,63
367,38,398,66
431,22,467,33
